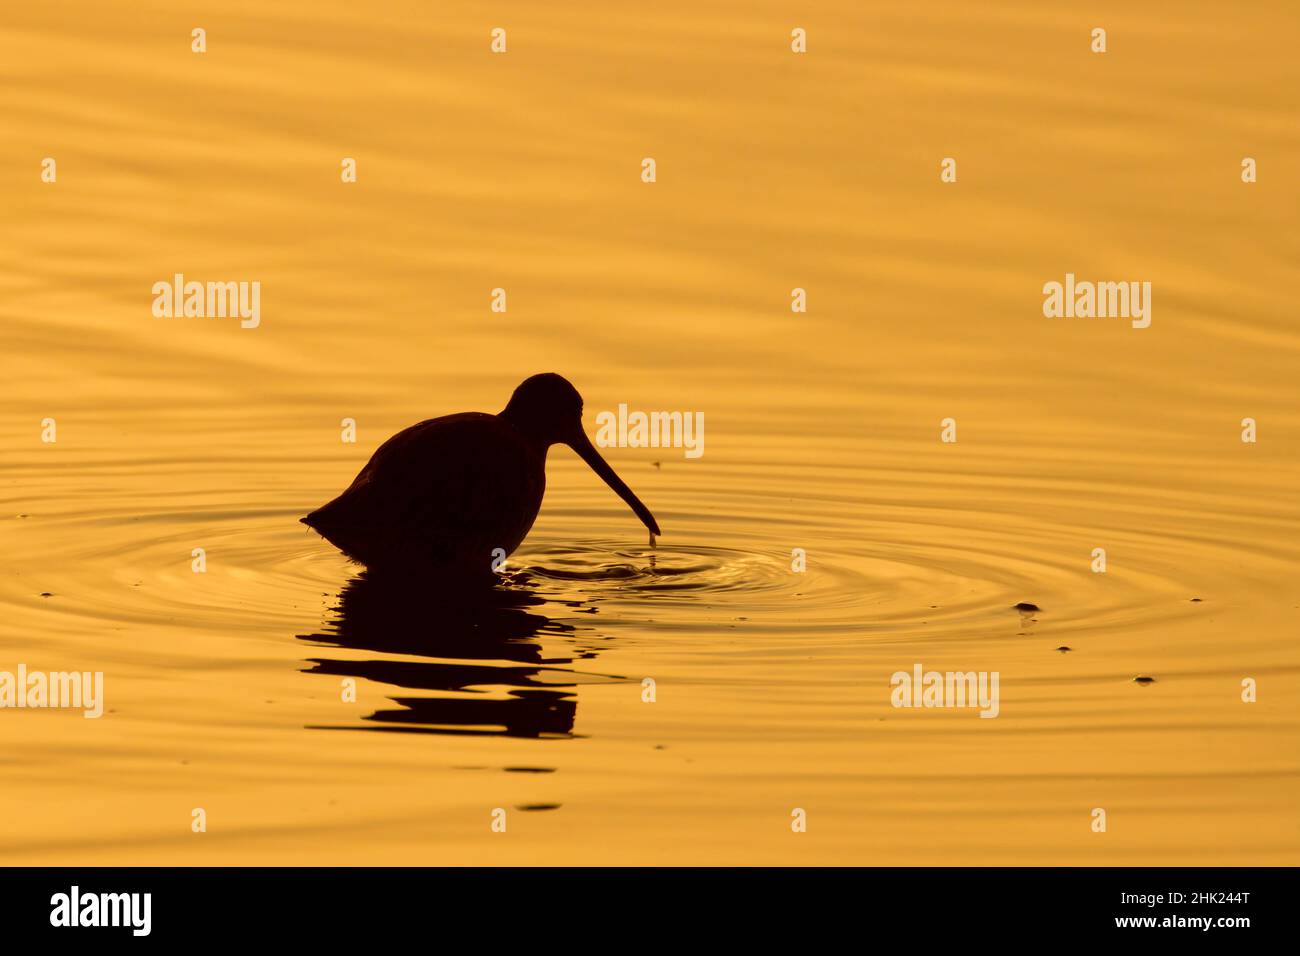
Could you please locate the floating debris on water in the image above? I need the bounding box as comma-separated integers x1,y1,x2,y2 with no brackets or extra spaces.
1055,646,1071,653
1190,597,1203,602
1133,675,1156,684
1013,602,1041,612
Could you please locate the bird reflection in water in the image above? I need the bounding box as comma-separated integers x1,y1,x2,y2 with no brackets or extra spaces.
298,571,617,739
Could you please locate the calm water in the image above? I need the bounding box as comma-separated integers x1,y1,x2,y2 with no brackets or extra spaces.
2,1,1298,864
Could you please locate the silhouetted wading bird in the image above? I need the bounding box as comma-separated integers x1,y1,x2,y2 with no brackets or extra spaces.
302,374,660,579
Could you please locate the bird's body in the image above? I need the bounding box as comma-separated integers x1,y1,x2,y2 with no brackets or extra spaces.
304,413,546,573
302,374,659,578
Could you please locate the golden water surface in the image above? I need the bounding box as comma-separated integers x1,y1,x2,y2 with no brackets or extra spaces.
2,1,1298,864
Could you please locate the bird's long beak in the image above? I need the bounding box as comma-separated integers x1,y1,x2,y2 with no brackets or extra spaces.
568,429,661,536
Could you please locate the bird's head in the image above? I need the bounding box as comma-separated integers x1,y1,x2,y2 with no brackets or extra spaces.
502,373,661,537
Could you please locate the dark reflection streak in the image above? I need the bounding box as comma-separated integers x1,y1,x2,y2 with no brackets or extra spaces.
296,570,619,739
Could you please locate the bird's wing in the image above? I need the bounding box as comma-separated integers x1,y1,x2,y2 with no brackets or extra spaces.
313,414,536,563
